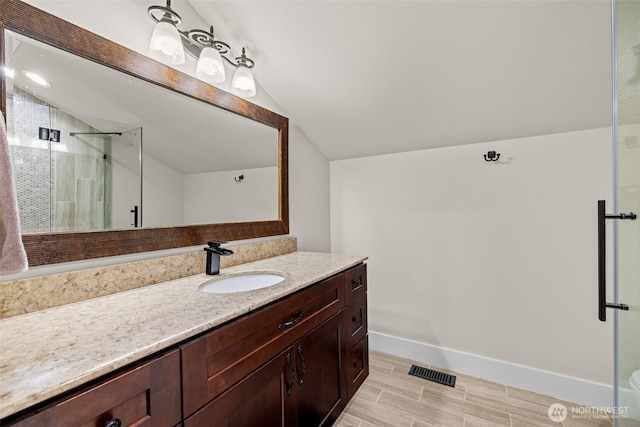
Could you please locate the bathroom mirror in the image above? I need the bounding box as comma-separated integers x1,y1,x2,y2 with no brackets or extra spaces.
4,29,280,232
0,0,289,266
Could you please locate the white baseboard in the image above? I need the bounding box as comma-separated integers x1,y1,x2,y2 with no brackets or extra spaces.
369,331,613,408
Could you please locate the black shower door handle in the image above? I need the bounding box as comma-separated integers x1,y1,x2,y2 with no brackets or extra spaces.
597,200,635,321
131,205,139,228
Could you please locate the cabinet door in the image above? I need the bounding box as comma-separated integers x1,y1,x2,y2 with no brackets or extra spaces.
295,312,346,427
185,349,296,427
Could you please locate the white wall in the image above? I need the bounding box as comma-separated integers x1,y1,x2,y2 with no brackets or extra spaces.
331,128,614,406
289,126,331,252
183,167,278,224
142,154,183,228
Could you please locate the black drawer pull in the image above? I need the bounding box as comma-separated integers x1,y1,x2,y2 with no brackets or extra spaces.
278,311,304,329
105,420,121,427
352,316,363,327
353,361,363,370
351,277,363,290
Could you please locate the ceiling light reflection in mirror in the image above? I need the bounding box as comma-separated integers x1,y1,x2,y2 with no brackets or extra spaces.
4,29,279,234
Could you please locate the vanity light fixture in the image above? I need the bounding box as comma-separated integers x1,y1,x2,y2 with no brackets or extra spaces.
148,0,257,97
148,1,185,65
231,48,256,98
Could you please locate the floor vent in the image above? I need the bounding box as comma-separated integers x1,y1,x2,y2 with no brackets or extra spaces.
408,365,456,387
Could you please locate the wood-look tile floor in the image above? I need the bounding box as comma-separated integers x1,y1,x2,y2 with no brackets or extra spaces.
334,351,640,427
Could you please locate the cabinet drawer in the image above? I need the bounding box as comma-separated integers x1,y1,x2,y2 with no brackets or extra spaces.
5,350,181,427
346,296,367,351
345,263,367,305
346,336,369,399
181,273,346,417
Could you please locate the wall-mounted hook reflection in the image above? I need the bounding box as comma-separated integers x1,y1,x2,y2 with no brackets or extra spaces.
484,151,500,162
234,174,244,183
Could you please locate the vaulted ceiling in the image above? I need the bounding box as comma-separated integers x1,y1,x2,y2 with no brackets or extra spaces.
20,0,613,162
189,1,612,161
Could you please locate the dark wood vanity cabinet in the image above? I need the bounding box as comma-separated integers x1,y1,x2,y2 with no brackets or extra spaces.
345,263,369,399
185,312,345,427
181,266,363,427
180,271,346,418
3,263,368,427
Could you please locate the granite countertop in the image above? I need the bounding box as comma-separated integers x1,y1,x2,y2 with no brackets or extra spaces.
0,251,367,419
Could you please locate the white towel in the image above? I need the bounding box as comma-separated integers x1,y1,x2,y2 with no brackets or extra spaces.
0,110,28,276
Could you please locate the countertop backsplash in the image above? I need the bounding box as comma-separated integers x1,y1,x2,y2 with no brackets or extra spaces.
0,237,297,319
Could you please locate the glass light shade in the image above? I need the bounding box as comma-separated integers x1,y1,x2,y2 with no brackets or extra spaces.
197,46,226,84
149,19,185,65
231,66,256,98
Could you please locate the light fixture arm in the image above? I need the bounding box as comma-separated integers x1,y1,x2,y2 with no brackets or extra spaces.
147,0,182,26
235,47,256,69
187,26,230,56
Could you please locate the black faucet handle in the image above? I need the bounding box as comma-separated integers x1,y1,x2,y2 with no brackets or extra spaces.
207,241,227,248
204,241,234,257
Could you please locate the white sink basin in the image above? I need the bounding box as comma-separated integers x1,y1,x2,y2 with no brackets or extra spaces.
200,273,285,294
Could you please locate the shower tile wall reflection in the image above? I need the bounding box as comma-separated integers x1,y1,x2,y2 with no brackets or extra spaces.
9,145,51,233
6,87,112,233
7,89,52,233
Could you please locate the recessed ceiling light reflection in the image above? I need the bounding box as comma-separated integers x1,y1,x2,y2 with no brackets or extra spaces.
22,70,52,87
3,66,14,79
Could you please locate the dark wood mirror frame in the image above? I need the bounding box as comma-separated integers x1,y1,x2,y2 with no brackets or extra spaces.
0,0,289,267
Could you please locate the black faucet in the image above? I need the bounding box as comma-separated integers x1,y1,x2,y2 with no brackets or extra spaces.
204,241,234,275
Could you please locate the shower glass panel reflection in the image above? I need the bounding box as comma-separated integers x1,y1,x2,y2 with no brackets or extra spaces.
6,87,142,233
108,128,143,229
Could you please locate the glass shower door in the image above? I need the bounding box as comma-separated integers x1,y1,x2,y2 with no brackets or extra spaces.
106,127,142,229
615,0,640,425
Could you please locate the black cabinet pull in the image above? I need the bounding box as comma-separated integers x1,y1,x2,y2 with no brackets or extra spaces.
285,353,295,396
352,316,363,328
105,420,121,427
278,312,304,329
353,361,363,370
297,345,306,385
351,276,363,290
